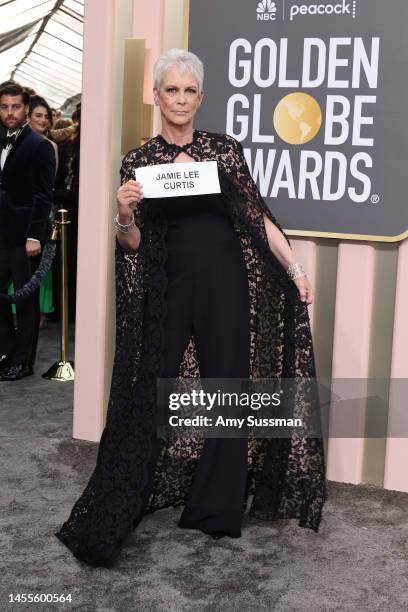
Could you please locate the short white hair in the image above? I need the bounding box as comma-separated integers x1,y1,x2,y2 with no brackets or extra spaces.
153,48,204,91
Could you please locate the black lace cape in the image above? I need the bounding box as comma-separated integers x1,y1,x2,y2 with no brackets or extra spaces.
55,130,327,568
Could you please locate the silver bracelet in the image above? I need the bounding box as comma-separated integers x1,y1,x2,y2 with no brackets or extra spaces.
115,212,135,234
286,262,306,280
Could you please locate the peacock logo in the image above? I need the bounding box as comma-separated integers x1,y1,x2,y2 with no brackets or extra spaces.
256,0,277,21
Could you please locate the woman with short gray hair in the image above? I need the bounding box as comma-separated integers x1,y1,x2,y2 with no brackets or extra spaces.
153,48,204,91
56,48,327,568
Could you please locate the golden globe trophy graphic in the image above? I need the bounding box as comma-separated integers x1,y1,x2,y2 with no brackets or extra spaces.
273,92,322,145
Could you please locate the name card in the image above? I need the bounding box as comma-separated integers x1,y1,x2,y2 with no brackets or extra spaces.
134,161,221,198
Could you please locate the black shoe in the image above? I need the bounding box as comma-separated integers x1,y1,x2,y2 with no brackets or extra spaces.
0,364,34,381
0,354,12,373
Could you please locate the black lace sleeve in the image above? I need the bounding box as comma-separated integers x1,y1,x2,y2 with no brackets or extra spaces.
114,149,148,351
119,149,146,232
212,132,299,304
221,134,292,247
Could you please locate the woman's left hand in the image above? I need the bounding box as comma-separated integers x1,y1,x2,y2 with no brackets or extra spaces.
293,275,314,305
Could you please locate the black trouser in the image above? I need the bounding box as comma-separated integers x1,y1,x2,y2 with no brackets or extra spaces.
0,235,42,365
135,231,251,537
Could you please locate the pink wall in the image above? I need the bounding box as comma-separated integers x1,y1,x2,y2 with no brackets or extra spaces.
384,238,408,491
73,2,163,442
327,244,375,483
73,0,116,439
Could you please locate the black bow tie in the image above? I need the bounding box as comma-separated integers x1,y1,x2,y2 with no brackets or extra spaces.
0,134,16,149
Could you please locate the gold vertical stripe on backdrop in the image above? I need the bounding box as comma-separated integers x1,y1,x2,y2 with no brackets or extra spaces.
122,39,146,154
142,104,154,144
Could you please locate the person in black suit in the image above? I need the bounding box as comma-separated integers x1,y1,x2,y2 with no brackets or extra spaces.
0,82,56,380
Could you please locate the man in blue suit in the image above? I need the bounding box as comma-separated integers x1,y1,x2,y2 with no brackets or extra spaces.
0,82,56,380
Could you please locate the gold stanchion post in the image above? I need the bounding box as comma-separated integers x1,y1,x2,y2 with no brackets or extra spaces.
42,208,75,381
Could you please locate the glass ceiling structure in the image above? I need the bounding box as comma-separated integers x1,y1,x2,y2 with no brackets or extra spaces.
0,0,84,108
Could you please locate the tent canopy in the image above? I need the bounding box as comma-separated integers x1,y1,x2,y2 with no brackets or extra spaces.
0,0,84,108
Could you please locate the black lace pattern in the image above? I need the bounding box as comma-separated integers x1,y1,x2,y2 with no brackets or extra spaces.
55,130,327,568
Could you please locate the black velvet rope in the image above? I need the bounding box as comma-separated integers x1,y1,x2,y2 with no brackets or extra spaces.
0,239,57,305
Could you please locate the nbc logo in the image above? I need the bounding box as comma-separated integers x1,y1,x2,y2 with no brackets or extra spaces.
257,0,277,21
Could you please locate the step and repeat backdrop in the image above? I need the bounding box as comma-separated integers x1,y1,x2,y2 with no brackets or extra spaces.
188,0,408,240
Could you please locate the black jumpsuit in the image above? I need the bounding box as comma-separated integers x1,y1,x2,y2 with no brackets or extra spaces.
141,192,251,539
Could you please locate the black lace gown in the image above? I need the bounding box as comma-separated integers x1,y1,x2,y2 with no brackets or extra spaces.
55,131,327,568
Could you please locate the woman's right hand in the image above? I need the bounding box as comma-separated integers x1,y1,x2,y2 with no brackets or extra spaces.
116,180,144,222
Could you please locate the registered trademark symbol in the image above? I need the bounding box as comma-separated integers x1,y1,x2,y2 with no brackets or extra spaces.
370,194,380,204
